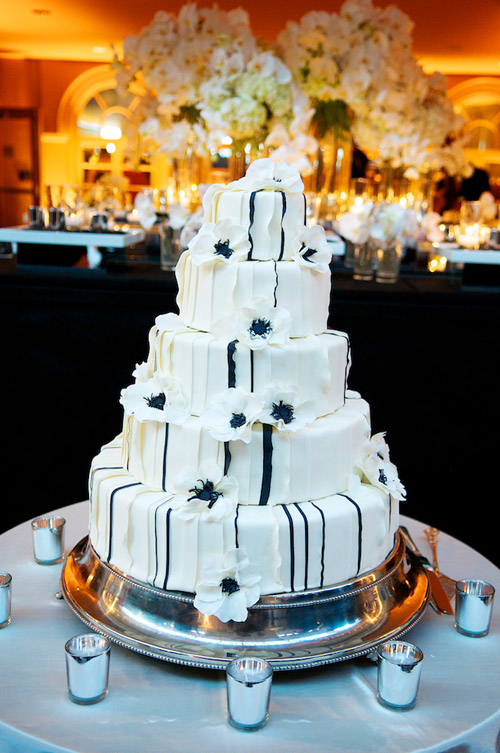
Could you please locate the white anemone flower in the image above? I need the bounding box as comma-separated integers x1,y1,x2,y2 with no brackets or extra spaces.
120,374,188,424
172,461,238,522
132,361,152,383
356,432,406,501
201,387,263,443
187,219,250,265
230,157,304,193
260,382,316,432
293,224,332,273
194,548,261,622
232,300,291,350
155,312,190,333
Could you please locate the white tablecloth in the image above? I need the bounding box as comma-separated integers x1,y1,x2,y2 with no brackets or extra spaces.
1,503,499,753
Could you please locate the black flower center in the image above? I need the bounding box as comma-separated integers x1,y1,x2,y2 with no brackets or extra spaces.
249,317,272,338
271,400,295,424
220,577,240,595
230,412,247,429
188,479,223,508
214,239,234,259
300,243,317,263
144,393,166,410
378,468,388,485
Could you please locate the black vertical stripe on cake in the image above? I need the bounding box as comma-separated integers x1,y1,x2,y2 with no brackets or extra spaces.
303,193,307,225
162,507,173,590
247,190,258,260
273,261,279,307
234,504,240,548
227,339,238,388
338,493,363,575
282,505,295,591
161,422,170,492
326,331,351,403
250,349,255,393
294,503,309,590
107,482,141,562
278,191,287,261
224,441,232,475
311,502,326,587
89,465,122,499
153,498,171,587
258,424,273,505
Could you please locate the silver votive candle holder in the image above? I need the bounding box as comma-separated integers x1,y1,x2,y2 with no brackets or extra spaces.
31,516,66,565
226,657,273,730
455,580,495,637
65,634,111,705
377,640,424,710
0,572,12,628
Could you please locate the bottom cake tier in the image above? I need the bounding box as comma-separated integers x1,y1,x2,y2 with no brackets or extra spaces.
89,441,399,601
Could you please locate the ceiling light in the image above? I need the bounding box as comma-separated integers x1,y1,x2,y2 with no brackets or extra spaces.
92,46,107,54
31,8,51,14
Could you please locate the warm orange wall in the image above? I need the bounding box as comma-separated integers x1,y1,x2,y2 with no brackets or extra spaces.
0,59,101,132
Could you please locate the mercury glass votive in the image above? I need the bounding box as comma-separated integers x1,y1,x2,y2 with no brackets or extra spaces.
455,580,495,637
377,640,424,710
31,516,66,565
0,572,12,628
226,657,273,730
65,634,111,705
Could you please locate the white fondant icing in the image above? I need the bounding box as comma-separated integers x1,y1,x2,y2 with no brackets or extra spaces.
175,252,330,337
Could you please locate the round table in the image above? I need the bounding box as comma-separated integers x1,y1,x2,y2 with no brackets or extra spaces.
1,503,499,753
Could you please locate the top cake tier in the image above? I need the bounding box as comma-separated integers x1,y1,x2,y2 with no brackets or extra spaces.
201,159,310,263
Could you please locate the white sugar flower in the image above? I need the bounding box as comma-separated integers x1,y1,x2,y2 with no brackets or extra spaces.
120,375,188,424
201,387,263,443
260,382,316,432
155,312,189,332
293,224,332,273
230,157,304,193
172,461,238,522
187,219,250,265
194,548,261,622
132,361,152,383
234,301,291,350
356,432,406,501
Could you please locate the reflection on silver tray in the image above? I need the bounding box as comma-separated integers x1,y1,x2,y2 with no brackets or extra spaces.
61,531,429,671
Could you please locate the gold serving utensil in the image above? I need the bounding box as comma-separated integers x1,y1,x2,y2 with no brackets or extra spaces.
424,527,457,603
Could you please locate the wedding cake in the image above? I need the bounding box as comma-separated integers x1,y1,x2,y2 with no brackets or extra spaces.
88,159,405,625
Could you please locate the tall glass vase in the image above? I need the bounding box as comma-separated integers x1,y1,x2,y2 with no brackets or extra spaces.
306,133,353,221
375,243,403,284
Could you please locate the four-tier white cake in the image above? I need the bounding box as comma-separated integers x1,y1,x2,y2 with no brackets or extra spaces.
88,159,405,624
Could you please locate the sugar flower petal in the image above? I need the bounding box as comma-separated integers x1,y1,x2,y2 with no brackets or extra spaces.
260,382,316,432
120,375,188,424
293,224,332,273
187,219,250,265
356,432,406,501
193,548,261,623
201,387,264,442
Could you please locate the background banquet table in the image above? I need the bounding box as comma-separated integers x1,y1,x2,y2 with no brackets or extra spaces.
0,503,499,753
1,262,499,565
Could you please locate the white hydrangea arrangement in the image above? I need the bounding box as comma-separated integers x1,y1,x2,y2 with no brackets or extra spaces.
277,0,469,177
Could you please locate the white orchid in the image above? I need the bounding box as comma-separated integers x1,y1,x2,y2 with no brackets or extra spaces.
201,387,263,443
119,374,188,424
260,383,316,432
171,461,238,522
292,224,332,273
187,219,250,265
356,432,406,501
194,548,261,622
369,202,418,248
231,300,291,351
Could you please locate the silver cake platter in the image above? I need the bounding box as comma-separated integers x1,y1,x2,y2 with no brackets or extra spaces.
61,530,429,671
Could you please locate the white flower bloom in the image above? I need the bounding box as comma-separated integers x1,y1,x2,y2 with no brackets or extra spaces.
420,212,445,243
293,224,332,273
260,382,316,432
134,190,157,231
120,374,188,424
201,387,263,443
194,548,261,622
187,219,250,265
231,300,291,350
172,461,238,522
230,157,304,193
155,312,189,332
132,361,152,383
356,432,406,501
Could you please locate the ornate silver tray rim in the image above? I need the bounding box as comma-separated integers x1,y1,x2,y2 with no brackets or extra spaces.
61,531,430,671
